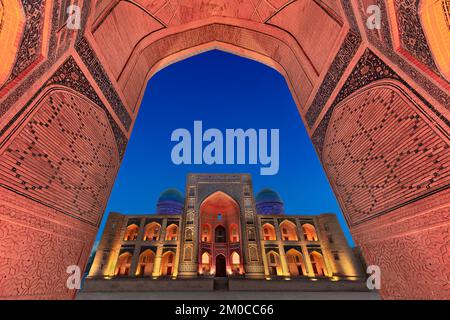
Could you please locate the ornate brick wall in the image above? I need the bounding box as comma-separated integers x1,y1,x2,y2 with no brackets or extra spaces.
0,89,120,298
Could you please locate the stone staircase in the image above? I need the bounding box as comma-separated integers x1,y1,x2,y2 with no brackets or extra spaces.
214,277,229,291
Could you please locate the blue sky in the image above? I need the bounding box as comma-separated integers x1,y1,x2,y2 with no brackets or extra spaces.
95,50,354,247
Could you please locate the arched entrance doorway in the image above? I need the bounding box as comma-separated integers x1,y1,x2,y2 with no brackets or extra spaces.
215,255,227,277
199,191,243,277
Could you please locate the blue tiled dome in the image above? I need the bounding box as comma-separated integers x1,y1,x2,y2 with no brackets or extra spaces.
255,188,284,215
156,189,184,214
255,188,282,203
158,188,184,203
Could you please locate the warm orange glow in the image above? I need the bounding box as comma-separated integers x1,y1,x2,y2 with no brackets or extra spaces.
230,224,239,242
201,224,211,242
420,0,450,80
310,251,328,277
200,251,211,273
165,224,178,241
143,222,161,241
136,249,155,276
286,249,306,276
279,220,298,241
230,251,241,274
160,251,175,276
199,191,243,277
115,252,132,276
0,0,25,86
266,251,282,276
262,223,276,240
123,224,139,241
302,223,318,241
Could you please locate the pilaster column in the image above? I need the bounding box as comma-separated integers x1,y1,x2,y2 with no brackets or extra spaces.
152,245,164,277
302,245,315,277
278,244,289,277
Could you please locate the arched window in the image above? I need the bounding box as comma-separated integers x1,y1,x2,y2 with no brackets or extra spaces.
279,220,298,241
262,223,276,240
123,224,139,241
419,0,450,80
201,251,211,273
165,224,178,241
302,223,318,241
115,252,132,276
286,249,306,276
266,251,282,276
310,251,327,277
143,222,160,241
201,224,211,242
230,224,239,242
136,249,155,276
230,251,241,274
160,251,175,276
215,225,226,243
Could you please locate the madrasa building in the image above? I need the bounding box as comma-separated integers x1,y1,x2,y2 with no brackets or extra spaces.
86,174,364,291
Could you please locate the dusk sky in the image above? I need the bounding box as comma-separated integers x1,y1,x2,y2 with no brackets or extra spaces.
96,50,354,247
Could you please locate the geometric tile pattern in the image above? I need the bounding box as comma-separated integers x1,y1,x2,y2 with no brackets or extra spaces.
323,85,450,226
0,90,120,226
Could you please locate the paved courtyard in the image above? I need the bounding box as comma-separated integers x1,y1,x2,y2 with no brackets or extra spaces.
76,290,380,300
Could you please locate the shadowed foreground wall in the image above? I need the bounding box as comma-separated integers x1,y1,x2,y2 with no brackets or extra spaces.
0,0,448,299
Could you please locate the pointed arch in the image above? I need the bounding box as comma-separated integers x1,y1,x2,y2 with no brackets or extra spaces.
115,252,132,276
279,220,298,241
215,225,226,243
262,223,276,240
230,251,241,274
229,223,239,242
136,249,155,276
143,221,161,241
302,223,318,241
160,251,175,276
123,224,139,241
310,251,328,277
165,223,178,241
201,251,211,274
201,223,211,242
266,251,282,276
286,248,306,276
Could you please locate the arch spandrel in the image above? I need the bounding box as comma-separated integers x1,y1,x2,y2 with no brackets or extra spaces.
322,80,450,226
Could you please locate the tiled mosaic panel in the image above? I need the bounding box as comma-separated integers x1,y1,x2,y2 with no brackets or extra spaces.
0,90,120,226
322,85,450,226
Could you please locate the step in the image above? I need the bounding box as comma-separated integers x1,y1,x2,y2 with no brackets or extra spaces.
213,277,229,291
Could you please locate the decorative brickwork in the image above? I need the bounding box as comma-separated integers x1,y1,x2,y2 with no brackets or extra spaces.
322,84,449,226
0,89,120,226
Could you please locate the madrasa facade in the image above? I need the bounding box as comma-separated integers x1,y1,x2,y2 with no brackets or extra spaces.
87,174,363,282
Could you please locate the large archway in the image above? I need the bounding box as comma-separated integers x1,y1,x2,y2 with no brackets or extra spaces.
0,1,448,299
199,191,243,277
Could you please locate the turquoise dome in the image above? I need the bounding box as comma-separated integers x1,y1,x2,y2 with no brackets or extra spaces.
255,188,284,215
158,188,184,204
255,188,282,203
